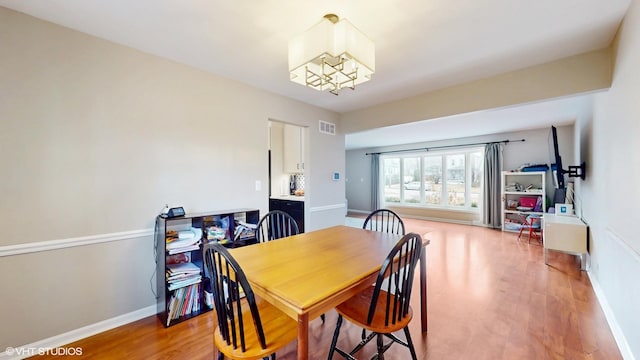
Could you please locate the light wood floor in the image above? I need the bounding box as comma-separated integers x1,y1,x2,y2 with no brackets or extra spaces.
32,217,622,359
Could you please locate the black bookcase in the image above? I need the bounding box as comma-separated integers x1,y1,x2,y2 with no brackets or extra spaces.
155,208,260,327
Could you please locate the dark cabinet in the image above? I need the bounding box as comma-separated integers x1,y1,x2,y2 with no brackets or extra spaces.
269,198,304,232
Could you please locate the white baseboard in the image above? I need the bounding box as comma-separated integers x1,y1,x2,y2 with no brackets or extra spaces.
400,214,474,226
588,271,635,360
347,209,477,226
1,305,157,360
310,203,345,212
346,208,370,215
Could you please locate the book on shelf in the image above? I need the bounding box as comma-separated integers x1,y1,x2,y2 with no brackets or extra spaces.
167,262,200,274
167,273,197,282
168,243,200,255
166,227,202,254
166,283,202,326
168,277,201,291
167,237,200,249
234,220,258,241
236,220,257,229
181,286,192,318
166,252,191,265
166,261,202,291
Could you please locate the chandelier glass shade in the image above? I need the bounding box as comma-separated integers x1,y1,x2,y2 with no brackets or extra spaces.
288,14,375,95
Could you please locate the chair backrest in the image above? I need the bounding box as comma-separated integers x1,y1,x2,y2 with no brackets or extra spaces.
256,210,300,243
203,243,267,352
517,213,541,229
363,209,405,235
367,233,422,327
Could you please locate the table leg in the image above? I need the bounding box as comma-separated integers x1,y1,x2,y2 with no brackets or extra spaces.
420,246,428,332
297,313,309,360
544,248,548,265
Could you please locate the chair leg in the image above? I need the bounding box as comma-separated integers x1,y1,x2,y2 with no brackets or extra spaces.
517,225,525,240
328,315,343,360
530,227,535,243
376,333,385,360
403,326,418,360
217,353,224,360
528,222,536,243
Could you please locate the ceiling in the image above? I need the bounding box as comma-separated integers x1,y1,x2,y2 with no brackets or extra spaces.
345,94,594,149
0,0,631,148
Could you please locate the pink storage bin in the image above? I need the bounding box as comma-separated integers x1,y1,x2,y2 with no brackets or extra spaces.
519,196,537,208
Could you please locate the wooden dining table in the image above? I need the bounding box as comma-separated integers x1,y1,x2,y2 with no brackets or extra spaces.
228,225,430,360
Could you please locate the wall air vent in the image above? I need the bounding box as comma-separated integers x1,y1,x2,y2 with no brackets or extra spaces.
319,120,336,135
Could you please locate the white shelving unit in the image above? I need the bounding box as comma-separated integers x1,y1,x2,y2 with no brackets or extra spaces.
501,171,546,232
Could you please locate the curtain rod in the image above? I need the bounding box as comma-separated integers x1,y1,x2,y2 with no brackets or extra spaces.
365,139,525,156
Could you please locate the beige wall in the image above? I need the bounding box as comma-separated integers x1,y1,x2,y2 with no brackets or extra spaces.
0,7,343,348
578,0,640,357
341,49,612,133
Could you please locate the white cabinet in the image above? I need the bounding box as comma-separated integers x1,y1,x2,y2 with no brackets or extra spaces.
501,171,546,232
284,124,305,173
542,214,587,270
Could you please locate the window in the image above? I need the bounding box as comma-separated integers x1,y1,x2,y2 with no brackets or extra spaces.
403,157,420,203
381,148,483,211
423,156,442,205
446,154,465,206
382,158,400,203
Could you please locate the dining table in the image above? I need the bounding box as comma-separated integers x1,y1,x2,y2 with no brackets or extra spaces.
228,225,430,360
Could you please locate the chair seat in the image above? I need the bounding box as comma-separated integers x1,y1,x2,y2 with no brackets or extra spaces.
214,298,298,360
336,286,413,334
518,214,542,243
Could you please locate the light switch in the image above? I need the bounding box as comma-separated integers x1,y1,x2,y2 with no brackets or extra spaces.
255,180,262,191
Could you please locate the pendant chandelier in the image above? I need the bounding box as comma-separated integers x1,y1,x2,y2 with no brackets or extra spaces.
288,14,375,95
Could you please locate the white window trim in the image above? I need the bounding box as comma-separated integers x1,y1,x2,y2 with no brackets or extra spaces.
379,147,484,212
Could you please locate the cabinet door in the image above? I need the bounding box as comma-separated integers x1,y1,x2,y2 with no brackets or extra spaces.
269,199,304,232
543,216,587,253
283,124,304,173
